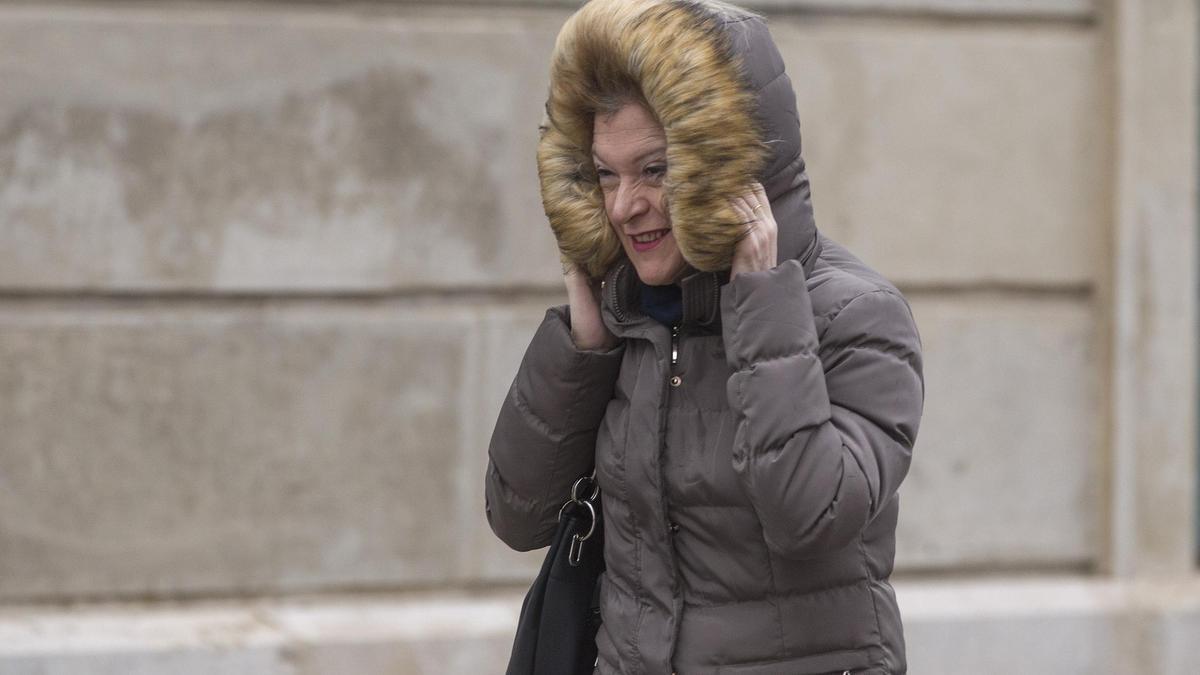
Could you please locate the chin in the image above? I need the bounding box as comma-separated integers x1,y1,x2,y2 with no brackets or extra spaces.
622,234,686,285
632,261,683,286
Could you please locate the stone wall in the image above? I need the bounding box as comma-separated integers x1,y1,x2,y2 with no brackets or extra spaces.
0,0,1194,672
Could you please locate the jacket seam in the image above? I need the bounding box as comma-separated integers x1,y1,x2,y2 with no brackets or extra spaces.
824,342,920,369
752,414,826,460
755,67,788,97
541,351,590,525
611,356,646,672
763,149,803,186
682,576,873,608
709,647,871,670
732,348,817,372
486,459,539,511
856,533,887,668
843,438,877,517
820,288,902,325
610,571,881,611
510,386,555,439
662,405,731,414
762,546,786,659
600,573,640,603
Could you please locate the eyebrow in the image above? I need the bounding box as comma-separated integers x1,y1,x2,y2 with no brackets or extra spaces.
592,146,667,168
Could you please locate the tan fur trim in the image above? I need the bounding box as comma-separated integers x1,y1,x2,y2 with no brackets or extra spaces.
538,0,770,279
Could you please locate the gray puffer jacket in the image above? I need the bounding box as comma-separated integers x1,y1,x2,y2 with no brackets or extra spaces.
486,1,925,673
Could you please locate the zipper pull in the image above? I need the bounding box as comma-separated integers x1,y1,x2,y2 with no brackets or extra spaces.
670,323,680,366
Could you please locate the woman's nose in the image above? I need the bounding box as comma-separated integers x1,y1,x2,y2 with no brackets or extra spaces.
609,180,650,226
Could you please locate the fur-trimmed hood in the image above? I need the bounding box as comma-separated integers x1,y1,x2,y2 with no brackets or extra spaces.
537,0,819,280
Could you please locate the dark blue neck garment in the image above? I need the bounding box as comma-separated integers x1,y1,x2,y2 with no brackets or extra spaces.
638,281,683,327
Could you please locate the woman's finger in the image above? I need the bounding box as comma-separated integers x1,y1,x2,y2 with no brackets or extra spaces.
742,188,764,213
735,221,757,243
730,196,752,221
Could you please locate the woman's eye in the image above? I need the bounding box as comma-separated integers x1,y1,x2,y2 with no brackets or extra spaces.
645,165,666,179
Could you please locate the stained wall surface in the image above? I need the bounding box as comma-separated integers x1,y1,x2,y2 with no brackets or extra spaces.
0,0,1195,673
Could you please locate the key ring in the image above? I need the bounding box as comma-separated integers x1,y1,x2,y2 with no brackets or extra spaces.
567,499,598,566
571,472,600,503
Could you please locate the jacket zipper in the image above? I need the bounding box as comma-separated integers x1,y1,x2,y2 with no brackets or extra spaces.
670,322,680,368
606,261,627,323
662,318,685,668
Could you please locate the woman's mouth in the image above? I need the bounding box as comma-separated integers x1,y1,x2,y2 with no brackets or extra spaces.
630,229,670,252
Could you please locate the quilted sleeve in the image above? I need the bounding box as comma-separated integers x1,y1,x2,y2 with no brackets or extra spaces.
721,259,925,560
484,304,625,552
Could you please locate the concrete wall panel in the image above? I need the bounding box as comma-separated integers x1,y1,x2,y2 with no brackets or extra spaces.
896,293,1100,569
748,0,1094,17
0,5,1102,291
457,301,558,583
779,21,1104,286
0,7,565,291
399,0,1095,19
5,580,1200,675
900,577,1200,674
0,303,474,600
0,292,1102,596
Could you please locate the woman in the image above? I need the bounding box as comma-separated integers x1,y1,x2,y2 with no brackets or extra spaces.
486,1,925,673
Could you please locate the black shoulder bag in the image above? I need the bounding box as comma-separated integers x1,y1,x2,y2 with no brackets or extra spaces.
505,470,605,675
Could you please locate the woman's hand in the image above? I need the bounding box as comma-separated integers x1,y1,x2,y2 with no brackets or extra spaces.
562,261,620,351
729,182,778,281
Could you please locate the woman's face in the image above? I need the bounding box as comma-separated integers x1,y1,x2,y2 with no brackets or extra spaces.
593,102,688,286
